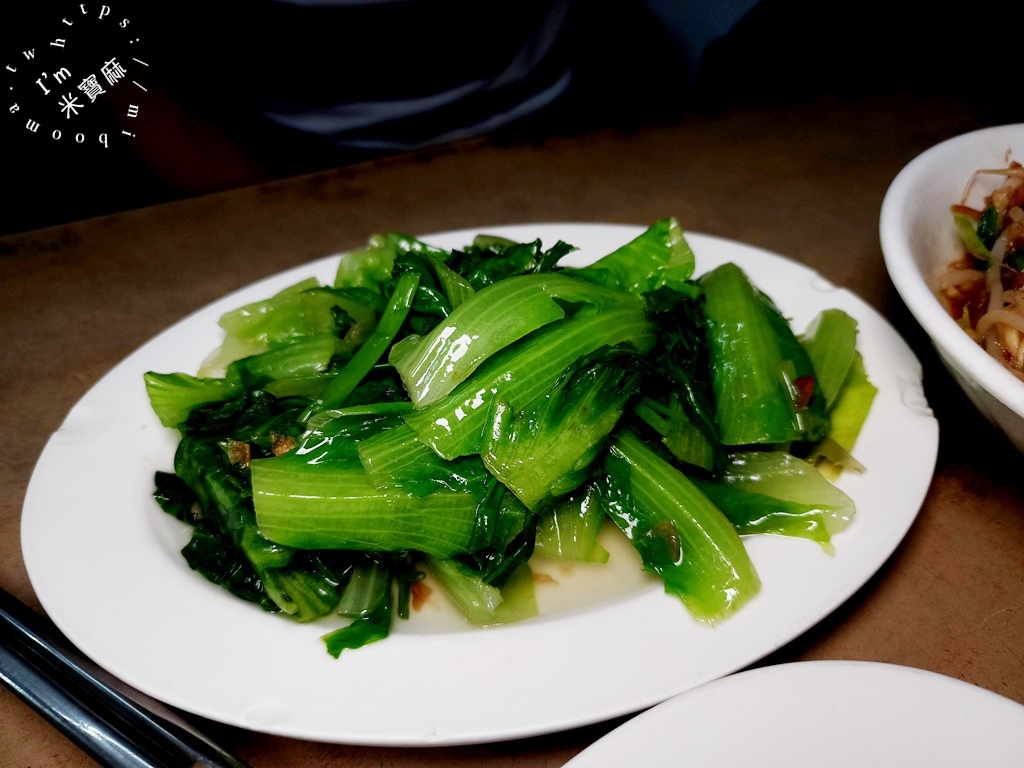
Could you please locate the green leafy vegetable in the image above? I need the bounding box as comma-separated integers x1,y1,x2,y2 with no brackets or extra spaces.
952,211,991,261
390,273,637,408
800,309,859,410
533,484,610,563
699,262,828,447
145,218,876,654
601,430,761,622
482,346,643,512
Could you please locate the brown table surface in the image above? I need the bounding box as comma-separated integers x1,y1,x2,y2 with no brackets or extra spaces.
4,94,1024,767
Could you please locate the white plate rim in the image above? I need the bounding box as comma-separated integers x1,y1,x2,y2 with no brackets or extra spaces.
21,223,939,746
564,660,1024,767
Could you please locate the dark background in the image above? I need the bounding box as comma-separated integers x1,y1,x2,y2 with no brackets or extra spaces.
2,0,1017,238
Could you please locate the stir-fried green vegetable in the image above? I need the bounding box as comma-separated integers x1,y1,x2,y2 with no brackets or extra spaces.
145,219,875,655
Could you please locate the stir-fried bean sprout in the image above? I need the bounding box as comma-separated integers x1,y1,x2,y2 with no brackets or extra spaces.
936,164,1024,381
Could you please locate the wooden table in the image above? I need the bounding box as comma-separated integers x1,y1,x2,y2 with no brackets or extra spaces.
4,93,1023,766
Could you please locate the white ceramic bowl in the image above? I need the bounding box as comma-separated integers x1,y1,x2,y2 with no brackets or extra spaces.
880,124,1024,452
876,123,1024,454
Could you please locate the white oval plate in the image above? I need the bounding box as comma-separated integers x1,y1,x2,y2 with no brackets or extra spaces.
21,224,938,746
564,661,1024,767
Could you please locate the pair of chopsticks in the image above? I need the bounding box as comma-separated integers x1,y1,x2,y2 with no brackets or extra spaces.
0,588,252,768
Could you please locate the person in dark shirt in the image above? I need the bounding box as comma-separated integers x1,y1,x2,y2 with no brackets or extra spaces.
5,0,993,235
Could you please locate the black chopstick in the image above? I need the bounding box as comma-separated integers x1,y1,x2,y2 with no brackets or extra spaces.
0,588,252,768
